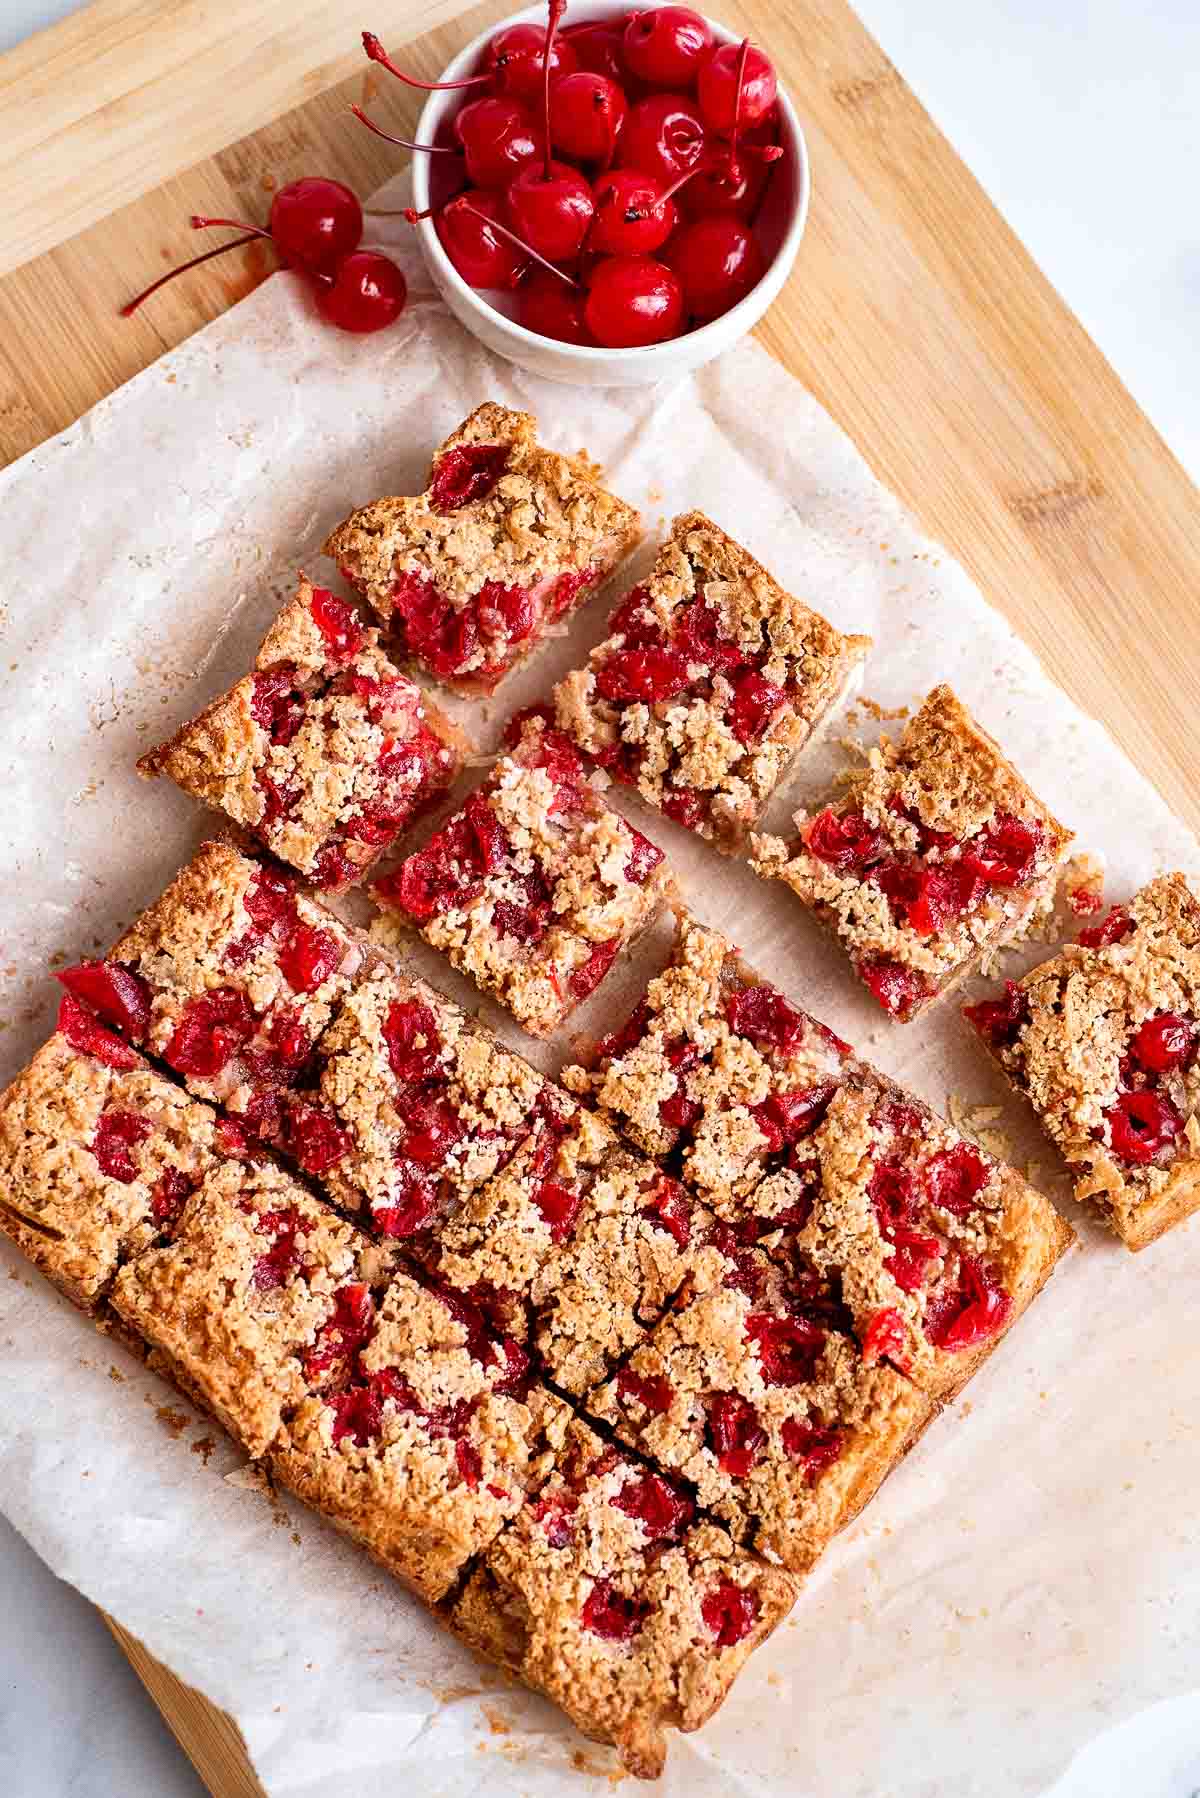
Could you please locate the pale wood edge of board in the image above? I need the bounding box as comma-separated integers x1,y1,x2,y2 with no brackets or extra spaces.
104,1614,268,1798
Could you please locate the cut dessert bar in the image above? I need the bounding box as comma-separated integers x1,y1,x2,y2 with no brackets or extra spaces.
297,962,559,1236
965,874,1200,1250
0,1005,224,1311
111,1157,394,1457
751,686,1072,1020
138,576,466,891
552,511,870,850
269,1265,567,1602
565,909,1073,1400
562,906,853,1206
587,1227,933,1571
446,1414,796,1780
323,403,642,695
422,1100,703,1396
372,716,674,1036
55,841,365,1148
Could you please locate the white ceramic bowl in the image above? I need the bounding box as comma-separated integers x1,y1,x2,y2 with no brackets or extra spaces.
410,0,809,385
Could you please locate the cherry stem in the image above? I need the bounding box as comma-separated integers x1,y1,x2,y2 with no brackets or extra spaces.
191,214,274,242
350,104,456,153
727,39,751,183
119,232,264,317
362,29,487,91
459,199,580,287
650,163,706,210
541,0,566,181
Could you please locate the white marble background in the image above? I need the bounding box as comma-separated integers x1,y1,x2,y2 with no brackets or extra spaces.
1,3,1197,1795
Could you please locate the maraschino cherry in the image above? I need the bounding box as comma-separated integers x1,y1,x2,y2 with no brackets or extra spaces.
505,0,595,260
665,214,765,319
623,7,713,87
697,40,777,133
584,255,684,348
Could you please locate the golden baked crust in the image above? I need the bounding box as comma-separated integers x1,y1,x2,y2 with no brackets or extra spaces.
966,873,1200,1249
323,403,642,694
138,576,467,889
111,1159,388,1457
0,1032,221,1311
108,840,366,1123
752,685,1073,1019
553,510,870,850
372,718,675,1037
269,1267,570,1602
309,962,555,1229
445,1416,797,1779
427,1104,702,1396
587,1232,933,1570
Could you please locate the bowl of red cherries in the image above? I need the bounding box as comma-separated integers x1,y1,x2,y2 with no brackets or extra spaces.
368,0,808,384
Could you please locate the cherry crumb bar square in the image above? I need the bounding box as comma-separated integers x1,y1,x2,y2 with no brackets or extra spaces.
965,874,1200,1250
295,962,558,1237
372,717,674,1036
586,1228,933,1574
422,1100,702,1397
138,577,467,892
55,842,366,1149
552,511,870,850
323,403,642,695
446,1415,797,1781
751,686,1072,1020
562,908,853,1209
111,1157,395,1457
269,1264,568,1602
0,1008,224,1313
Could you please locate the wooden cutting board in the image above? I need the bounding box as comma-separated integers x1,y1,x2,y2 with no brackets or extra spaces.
3,1,1199,1792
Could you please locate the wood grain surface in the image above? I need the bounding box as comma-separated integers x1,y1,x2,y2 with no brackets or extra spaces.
4,0,1200,1792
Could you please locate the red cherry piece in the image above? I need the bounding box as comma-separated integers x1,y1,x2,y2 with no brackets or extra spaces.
595,997,652,1065
455,1437,483,1490
243,1204,303,1293
91,1109,154,1183
506,161,594,262
532,1178,582,1243
616,1364,675,1415
150,1166,193,1225
563,21,626,83
585,251,683,346
665,215,765,320
278,923,343,995
724,983,807,1053
708,1392,765,1477
625,828,664,886
746,1312,824,1385
485,21,577,103
589,169,678,258
1131,1012,1197,1073
1077,907,1134,949
374,1176,436,1240
596,646,692,702
803,807,882,871
430,441,510,513
582,1577,647,1642
611,1469,693,1541
923,1255,1012,1352
640,1179,692,1255
1105,1089,1183,1164
702,1579,761,1647
309,586,365,661
964,813,1043,887
303,1283,375,1381
964,980,1029,1049
617,94,706,185
400,1094,467,1169
165,988,256,1077
925,1142,989,1218
550,72,628,163
437,190,526,289
519,270,593,343
857,958,933,1020
751,1082,836,1155
781,1417,843,1483
315,251,406,334
55,959,151,1040
454,96,539,189
283,1101,353,1175
390,570,478,679
659,1089,702,1130
697,42,777,134
383,998,443,1085
570,936,621,1002
729,670,787,744
874,861,984,937
268,177,362,273
243,866,297,935
624,7,713,87
861,1305,909,1368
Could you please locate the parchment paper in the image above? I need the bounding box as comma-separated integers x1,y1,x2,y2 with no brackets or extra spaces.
3,177,1199,1798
